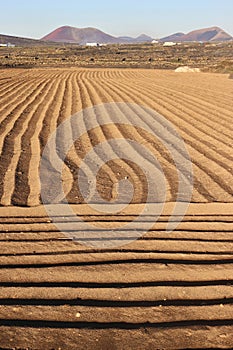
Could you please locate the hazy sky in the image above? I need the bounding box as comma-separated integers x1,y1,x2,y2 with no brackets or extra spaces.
1,0,233,39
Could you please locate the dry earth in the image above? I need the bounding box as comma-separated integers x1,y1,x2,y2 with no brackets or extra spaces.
0,68,232,349
0,68,232,206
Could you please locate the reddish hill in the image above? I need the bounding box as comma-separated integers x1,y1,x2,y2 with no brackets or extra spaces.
42,26,119,44
161,26,232,42
41,25,233,45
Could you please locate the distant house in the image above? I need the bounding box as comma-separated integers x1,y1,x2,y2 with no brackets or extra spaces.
86,43,99,47
0,43,15,47
7,43,15,47
151,40,159,44
163,42,177,47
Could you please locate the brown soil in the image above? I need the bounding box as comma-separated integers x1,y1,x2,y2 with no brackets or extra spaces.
0,68,232,349
0,68,232,206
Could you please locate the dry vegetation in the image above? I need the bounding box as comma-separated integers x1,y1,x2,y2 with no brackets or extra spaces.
0,41,233,72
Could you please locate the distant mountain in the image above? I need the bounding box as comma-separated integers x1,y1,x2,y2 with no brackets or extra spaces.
134,34,153,43
118,34,153,43
160,32,184,42
42,26,119,44
42,25,232,45
0,26,232,47
0,33,51,46
160,26,232,42
42,26,153,44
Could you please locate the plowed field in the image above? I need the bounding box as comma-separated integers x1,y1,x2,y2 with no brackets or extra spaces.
0,68,232,349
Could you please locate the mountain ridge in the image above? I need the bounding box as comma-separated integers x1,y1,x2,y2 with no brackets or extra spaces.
41,26,154,44
0,26,232,47
160,26,233,42
41,25,233,44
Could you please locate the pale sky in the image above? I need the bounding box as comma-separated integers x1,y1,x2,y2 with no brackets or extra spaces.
1,0,233,39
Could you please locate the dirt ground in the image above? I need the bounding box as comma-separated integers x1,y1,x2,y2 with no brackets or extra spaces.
0,42,233,72
0,68,232,349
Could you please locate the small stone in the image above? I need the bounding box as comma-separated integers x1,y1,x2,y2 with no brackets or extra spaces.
219,333,227,338
76,312,81,318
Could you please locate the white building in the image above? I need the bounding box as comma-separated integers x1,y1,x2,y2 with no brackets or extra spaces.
7,43,15,47
86,43,99,47
0,43,15,47
151,40,159,44
163,42,177,47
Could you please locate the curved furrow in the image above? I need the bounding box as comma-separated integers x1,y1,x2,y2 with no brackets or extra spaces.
51,70,106,204
116,78,233,167
11,71,65,206
0,74,50,125
67,70,121,202
0,71,49,102
68,70,124,203
0,77,54,206
88,73,177,202
100,77,230,201
135,83,233,161
0,76,49,156
82,70,140,198
97,71,233,157
0,70,51,94
167,75,233,108
138,77,233,133
110,75,233,165
28,71,68,205
70,71,83,116
39,71,71,152
83,70,152,203
134,76,233,136
63,70,94,203
52,71,78,202
135,72,231,118
98,70,123,80
0,79,30,100
58,70,83,200
0,71,31,90
0,68,232,206
38,71,71,205
138,70,233,100
115,74,232,170
56,70,75,124
139,71,233,116
63,84,93,201
97,74,213,201
130,71,233,136
98,77,211,202
108,78,233,201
